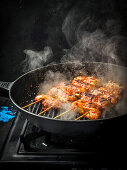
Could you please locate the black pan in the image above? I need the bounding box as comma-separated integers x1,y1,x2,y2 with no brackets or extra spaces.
0,62,127,137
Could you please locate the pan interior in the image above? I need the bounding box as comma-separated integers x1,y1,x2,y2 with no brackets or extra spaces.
10,62,127,120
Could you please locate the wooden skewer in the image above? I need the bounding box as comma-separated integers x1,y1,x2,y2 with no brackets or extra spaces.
22,99,42,109
54,109,90,120
38,106,53,115
75,111,89,120
54,108,72,119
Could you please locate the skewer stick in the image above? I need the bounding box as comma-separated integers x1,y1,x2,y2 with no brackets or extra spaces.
38,106,53,115
75,111,89,120
22,99,42,109
54,108,72,119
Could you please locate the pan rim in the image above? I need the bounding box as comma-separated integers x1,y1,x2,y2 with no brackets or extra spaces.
9,61,127,122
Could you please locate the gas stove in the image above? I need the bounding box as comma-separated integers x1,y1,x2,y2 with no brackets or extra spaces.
0,97,127,167
1,0,127,169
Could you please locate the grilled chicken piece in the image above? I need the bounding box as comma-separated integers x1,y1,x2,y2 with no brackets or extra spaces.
42,96,61,108
35,82,81,110
48,86,74,102
48,87,68,102
104,81,122,104
90,81,122,104
72,76,101,92
72,100,101,120
73,76,101,86
58,82,82,96
81,94,110,109
48,82,80,102
35,94,61,109
35,94,50,101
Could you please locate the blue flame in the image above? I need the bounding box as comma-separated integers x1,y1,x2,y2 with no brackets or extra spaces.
0,106,16,122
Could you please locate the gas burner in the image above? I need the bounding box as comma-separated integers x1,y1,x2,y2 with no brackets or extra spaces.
1,111,127,166
19,121,104,153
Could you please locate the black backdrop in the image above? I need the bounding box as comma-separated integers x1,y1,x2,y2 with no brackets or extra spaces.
0,0,72,81
0,0,127,82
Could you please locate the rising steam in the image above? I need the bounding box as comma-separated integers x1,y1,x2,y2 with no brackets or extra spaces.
37,70,77,120
22,0,127,71
61,29,124,64
22,46,53,72
61,0,126,64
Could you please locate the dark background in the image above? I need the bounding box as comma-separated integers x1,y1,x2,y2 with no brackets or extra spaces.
0,0,127,81
0,0,72,81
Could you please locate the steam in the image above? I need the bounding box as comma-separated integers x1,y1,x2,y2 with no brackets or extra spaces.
37,70,77,120
61,29,124,64
22,1,127,71
22,46,53,72
61,0,126,65
38,70,68,95
59,103,76,120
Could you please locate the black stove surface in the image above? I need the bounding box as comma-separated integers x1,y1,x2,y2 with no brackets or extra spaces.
1,107,127,167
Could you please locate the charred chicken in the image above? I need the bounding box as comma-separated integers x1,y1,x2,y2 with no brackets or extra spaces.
35,75,123,120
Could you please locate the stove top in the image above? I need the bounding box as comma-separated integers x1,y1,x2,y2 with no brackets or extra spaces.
0,97,127,167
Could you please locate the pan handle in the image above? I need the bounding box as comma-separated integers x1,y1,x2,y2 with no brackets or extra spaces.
0,81,13,90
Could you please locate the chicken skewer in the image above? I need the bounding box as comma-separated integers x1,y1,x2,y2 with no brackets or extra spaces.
72,100,101,120
72,76,101,92
71,81,122,119
23,75,122,120
90,81,123,104
22,98,42,109
35,93,101,120
54,82,122,120
75,111,90,120
34,76,102,118
35,76,101,103
39,81,122,120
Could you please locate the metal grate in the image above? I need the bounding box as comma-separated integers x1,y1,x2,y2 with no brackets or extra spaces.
25,101,57,118
23,100,87,120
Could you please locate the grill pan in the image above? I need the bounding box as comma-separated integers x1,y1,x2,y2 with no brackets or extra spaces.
0,62,127,137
